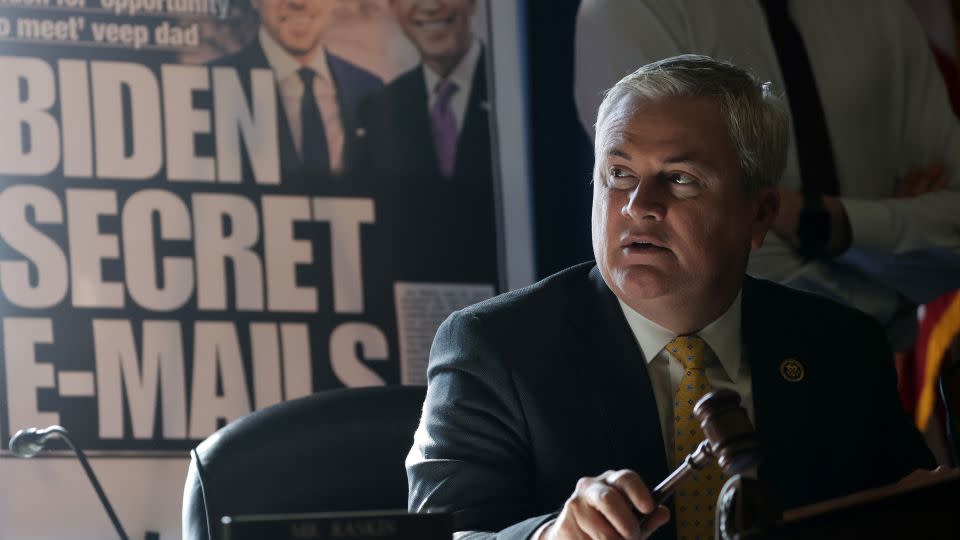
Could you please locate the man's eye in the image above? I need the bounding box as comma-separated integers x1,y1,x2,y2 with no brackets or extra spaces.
606,167,636,189
670,173,695,185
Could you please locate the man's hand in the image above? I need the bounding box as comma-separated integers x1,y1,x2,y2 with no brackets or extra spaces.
771,188,851,257
773,162,950,258
895,162,949,198
542,469,670,540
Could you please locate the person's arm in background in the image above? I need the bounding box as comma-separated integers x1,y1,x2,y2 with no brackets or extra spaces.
765,0,960,307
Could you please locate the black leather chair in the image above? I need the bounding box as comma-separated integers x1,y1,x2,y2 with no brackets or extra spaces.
181,385,427,540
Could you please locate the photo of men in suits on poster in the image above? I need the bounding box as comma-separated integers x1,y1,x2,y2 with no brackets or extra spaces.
202,0,493,191
0,1,499,536
0,0,501,460
201,0,500,384
357,0,490,184
210,0,384,183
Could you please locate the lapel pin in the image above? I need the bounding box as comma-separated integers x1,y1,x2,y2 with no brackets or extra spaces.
779,359,805,382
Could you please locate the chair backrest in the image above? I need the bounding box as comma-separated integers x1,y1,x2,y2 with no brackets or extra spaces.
182,385,427,540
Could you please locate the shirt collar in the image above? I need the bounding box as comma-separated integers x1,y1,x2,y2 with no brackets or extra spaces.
422,38,481,97
258,27,333,84
618,292,743,382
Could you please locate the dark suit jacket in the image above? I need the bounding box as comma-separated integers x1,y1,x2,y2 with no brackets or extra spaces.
407,262,934,539
211,37,383,185
355,48,491,184
351,49,499,282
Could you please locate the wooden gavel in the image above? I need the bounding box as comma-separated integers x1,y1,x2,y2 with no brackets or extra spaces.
651,389,762,506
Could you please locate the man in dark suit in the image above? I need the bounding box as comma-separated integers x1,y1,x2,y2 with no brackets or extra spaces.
406,55,935,540
357,0,490,183
213,0,382,184
353,0,498,282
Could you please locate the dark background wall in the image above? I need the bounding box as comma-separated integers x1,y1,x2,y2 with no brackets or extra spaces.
526,0,596,278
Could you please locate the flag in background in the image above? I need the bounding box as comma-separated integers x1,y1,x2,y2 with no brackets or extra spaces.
903,0,960,441
915,291,960,431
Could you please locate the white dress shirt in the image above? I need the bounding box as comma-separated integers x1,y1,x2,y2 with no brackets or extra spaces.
421,38,482,139
259,27,344,172
575,0,960,349
617,294,754,463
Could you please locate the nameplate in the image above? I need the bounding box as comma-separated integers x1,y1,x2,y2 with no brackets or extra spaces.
221,510,451,540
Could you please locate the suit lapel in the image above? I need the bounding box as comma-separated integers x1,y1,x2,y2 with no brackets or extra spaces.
454,49,490,182
742,277,814,510
327,51,359,157
568,268,671,488
406,71,442,178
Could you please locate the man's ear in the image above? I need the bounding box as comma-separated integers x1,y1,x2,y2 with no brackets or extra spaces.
750,186,780,249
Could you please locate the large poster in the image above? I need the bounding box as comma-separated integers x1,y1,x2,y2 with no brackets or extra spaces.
0,0,502,538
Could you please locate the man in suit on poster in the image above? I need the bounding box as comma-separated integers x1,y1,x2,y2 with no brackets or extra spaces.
214,0,383,183
406,56,935,540
358,0,491,184
354,0,498,282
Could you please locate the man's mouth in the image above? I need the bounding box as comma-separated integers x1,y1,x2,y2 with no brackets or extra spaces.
412,14,456,31
623,239,670,253
281,15,315,25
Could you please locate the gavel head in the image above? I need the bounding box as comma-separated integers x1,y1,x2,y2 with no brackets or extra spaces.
693,389,761,475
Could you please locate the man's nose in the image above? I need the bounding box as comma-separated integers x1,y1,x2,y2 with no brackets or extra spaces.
622,179,666,221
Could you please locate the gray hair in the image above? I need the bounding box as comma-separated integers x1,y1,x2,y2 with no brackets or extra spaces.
594,54,789,193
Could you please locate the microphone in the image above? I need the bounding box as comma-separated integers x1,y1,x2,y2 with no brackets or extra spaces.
8,425,130,540
10,425,65,458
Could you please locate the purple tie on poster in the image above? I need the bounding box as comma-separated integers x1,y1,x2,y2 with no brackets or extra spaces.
431,79,459,177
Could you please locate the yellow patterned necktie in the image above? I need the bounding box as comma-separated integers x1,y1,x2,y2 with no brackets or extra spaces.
668,335,725,540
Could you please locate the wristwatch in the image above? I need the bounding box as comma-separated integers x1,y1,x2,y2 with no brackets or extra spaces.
796,192,830,259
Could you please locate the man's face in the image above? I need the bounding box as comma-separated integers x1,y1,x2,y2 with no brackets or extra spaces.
592,94,778,328
391,0,476,75
254,0,337,62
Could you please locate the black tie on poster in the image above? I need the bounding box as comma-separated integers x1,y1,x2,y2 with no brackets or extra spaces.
298,67,331,173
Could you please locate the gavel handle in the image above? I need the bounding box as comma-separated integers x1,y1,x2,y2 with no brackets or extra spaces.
637,440,713,521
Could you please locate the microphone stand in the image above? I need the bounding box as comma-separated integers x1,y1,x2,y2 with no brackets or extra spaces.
12,426,129,540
